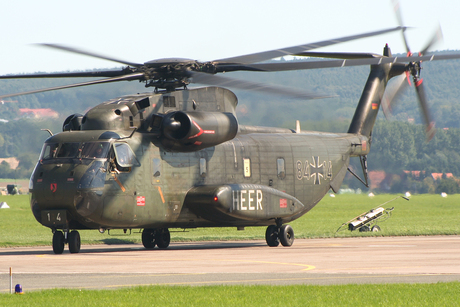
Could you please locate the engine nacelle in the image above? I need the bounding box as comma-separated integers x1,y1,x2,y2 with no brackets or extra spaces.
62,113,83,131
160,111,238,151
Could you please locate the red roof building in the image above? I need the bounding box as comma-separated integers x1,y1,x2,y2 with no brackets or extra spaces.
19,108,59,119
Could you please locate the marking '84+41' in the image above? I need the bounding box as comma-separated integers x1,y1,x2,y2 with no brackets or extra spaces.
296,156,332,184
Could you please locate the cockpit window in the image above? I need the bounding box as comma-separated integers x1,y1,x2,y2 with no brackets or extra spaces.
113,143,140,167
40,141,111,164
40,143,59,160
56,142,80,158
81,142,110,159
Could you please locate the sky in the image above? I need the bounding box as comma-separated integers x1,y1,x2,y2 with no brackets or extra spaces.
0,0,459,75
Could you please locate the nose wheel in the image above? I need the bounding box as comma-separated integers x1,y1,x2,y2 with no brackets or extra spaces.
52,230,81,254
52,231,65,254
265,224,294,247
68,230,81,253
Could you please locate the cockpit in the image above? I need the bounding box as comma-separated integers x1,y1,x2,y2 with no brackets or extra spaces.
39,141,139,172
40,142,110,161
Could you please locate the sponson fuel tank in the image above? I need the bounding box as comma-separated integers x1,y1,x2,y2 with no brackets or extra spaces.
184,184,305,223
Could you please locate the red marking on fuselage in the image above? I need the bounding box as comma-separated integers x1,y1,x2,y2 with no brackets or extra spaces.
188,121,215,139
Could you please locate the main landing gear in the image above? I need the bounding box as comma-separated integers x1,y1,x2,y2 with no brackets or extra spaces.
142,228,171,249
265,224,294,247
52,230,81,254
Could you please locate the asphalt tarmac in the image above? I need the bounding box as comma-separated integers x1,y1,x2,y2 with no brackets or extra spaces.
1,236,459,291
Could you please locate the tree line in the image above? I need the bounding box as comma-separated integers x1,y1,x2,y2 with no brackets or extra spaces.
1,51,460,194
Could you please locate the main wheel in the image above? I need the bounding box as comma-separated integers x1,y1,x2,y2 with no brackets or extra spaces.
359,225,370,232
68,230,81,254
279,224,294,247
155,228,170,249
265,225,280,247
371,225,381,232
52,231,65,254
142,228,156,249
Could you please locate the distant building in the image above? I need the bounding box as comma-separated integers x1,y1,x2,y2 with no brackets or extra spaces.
431,173,454,180
19,108,59,119
368,171,386,190
403,170,426,179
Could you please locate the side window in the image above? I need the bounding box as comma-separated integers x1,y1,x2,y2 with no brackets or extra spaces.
40,143,59,160
277,158,286,179
114,143,140,167
200,158,207,177
153,158,161,177
243,158,251,178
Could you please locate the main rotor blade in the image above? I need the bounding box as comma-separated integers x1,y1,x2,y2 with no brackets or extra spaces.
213,26,405,65
38,43,143,67
0,73,144,99
189,72,333,100
293,52,383,59
0,69,130,80
242,52,460,72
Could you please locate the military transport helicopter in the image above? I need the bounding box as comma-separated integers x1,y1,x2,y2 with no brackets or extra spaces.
1,18,459,254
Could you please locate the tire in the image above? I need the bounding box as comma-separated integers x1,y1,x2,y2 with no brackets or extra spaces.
142,228,156,249
371,225,381,232
68,230,81,254
279,224,294,247
359,225,370,232
52,231,65,254
265,225,280,247
155,228,170,249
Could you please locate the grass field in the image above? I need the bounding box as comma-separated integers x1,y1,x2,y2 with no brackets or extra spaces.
1,193,459,304
0,193,458,247
1,283,459,306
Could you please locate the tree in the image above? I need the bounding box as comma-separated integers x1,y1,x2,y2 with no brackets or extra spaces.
435,178,460,194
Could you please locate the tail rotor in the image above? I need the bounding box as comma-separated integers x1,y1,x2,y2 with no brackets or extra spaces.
383,0,443,141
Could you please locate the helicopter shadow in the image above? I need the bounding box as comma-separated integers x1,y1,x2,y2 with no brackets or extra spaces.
0,241,266,256
81,240,266,254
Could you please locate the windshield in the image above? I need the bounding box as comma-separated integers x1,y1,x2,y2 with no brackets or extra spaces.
56,142,80,158
40,142,110,161
81,142,110,159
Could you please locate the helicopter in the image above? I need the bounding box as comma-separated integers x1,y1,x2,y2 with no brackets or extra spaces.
1,17,460,254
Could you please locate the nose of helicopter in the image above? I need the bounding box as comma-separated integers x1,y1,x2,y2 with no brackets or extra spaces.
30,160,107,227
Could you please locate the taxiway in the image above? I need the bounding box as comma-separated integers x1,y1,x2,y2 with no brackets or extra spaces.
1,236,459,291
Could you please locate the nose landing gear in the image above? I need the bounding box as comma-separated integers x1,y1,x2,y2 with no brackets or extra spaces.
52,230,81,254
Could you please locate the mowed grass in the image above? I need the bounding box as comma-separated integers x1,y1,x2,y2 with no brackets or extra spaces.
0,193,458,247
1,283,460,307
1,194,459,305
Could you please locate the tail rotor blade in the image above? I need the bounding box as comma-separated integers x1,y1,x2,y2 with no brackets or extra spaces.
419,24,443,56
392,0,439,141
413,77,436,141
381,74,409,119
392,0,411,54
